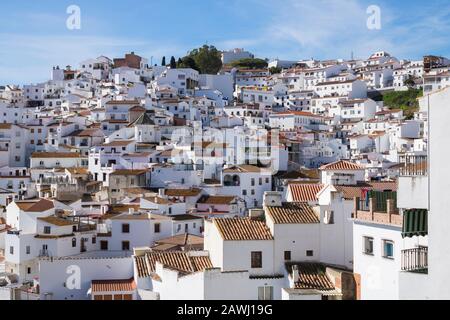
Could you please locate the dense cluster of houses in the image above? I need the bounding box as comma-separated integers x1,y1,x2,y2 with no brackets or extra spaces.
0,49,448,300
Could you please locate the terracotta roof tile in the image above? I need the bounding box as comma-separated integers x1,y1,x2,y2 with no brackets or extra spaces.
266,203,320,224
213,218,273,241
319,160,365,171
15,199,54,212
31,152,82,159
334,181,398,200
288,184,324,202
288,263,335,291
91,278,136,293
165,188,202,197
135,251,213,278
198,195,236,205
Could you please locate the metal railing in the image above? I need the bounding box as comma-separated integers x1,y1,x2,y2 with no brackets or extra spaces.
401,247,428,273
399,155,428,176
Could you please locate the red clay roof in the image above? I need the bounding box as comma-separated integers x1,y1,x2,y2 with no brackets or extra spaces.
319,160,365,171
288,184,324,202
91,278,136,293
266,203,320,224
15,199,54,212
213,218,273,241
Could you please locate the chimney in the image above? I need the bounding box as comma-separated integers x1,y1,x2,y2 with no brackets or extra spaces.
263,191,282,208
292,265,299,283
158,189,165,197
249,209,264,220
129,207,135,215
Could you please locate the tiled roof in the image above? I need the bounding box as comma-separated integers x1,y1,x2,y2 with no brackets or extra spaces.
213,218,274,241
223,165,268,173
288,263,335,291
288,184,324,202
15,199,54,212
165,188,202,197
102,140,134,147
155,234,204,246
134,251,213,278
319,160,365,171
37,216,77,226
266,203,320,224
334,181,398,200
91,278,136,293
198,195,236,205
31,152,82,159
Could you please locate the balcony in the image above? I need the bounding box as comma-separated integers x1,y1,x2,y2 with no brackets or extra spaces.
401,247,428,273
353,195,402,226
399,155,428,177
398,155,428,210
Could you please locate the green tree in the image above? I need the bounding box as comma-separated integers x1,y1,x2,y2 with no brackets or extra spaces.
404,76,416,88
170,56,177,69
230,58,268,69
269,66,282,74
161,56,166,66
187,45,223,74
177,56,199,71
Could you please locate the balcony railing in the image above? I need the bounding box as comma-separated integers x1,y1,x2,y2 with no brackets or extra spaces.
401,247,428,273
399,155,428,176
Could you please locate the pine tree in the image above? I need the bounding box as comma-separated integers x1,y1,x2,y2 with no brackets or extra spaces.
161,56,166,66
170,56,177,69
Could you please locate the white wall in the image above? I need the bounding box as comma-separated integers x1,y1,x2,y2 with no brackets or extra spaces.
39,256,133,300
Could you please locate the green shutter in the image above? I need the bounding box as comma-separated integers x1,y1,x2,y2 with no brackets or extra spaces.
402,209,428,238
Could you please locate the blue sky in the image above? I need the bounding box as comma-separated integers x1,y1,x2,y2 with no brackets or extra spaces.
0,0,449,84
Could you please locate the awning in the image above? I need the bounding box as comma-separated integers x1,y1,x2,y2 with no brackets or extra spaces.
402,209,428,238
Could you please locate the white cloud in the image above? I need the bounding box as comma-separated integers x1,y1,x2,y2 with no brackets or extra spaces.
225,0,450,61
0,33,184,84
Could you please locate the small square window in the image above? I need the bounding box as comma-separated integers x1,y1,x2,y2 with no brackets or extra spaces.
363,237,374,255
284,251,291,261
383,240,394,259
306,250,314,257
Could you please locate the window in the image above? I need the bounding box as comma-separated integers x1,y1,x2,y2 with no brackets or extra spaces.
383,240,394,259
306,250,314,257
122,241,130,251
258,286,273,300
100,241,108,251
122,224,130,233
26,246,31,255
9,246,14,255
363,237,374,255
284,251,291,261
154,223,161,233
27,267,31,274
44,226,51,234
92,237,97,244
72,238,77,248
324,210,334,224
251,251,262,268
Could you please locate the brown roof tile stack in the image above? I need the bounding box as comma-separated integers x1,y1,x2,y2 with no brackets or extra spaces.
266,203,320,224
214,218,274,241
288,184,324,202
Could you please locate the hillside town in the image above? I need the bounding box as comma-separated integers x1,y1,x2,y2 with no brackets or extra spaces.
0,47,448,300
